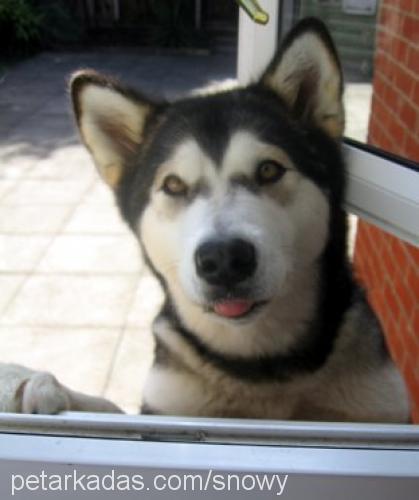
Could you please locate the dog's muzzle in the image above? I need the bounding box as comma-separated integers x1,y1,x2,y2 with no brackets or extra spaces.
194,237,262,319
194,237,257,287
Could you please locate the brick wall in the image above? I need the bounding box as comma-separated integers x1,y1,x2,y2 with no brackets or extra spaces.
353,0,419,422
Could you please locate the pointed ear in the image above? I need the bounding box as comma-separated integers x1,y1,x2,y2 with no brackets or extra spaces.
70,70,158,188
260,18,344,138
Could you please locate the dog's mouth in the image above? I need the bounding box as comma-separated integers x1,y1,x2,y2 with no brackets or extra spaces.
210,299,267,320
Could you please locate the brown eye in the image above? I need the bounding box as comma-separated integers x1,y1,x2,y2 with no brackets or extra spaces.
256,160,286,185
162,174,188,197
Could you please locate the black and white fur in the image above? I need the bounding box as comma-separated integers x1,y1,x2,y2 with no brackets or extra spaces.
69,18,409,422
0,19,410,422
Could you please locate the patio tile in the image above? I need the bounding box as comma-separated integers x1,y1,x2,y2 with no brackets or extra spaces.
0,275,26,314
126,273,163,328
82,181,116,206
104,327,154,413
0,205,73,233
37,234,142,273
0,326,121,396
1,274,138,327
0,153,37,180
26,146,95,181
0,180,17,200
0,235,52,272
2,178,92,205
63,203,127,234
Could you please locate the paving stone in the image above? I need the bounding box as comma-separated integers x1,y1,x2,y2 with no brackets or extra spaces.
1,274,138,328
37,234,142,274
0,275,26,314
0,326,121,397
104,327,154,413
0,205,73,233
0,235,52,272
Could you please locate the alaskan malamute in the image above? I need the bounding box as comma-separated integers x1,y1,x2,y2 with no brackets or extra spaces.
0,18,410,421
69,17,410,421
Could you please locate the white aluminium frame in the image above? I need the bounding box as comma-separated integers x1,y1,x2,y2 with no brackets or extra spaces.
344,142,419,246
0,3,417,499
0,414,418,500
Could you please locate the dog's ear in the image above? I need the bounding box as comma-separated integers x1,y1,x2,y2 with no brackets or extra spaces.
70,70,159,188
260,18,344,138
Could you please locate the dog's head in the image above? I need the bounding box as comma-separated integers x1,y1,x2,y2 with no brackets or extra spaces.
70,18,345,324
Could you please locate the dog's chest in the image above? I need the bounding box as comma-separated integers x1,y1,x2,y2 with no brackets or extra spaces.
142,361,311,418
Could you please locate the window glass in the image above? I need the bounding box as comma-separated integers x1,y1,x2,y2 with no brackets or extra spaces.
0,0,416,436
283,0,418,164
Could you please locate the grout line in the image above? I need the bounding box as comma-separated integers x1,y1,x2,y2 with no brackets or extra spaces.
0,180,19,202
0,180,95,317
100,326,127,398
100,265,147,397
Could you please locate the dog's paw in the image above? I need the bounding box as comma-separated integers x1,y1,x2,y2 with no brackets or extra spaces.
19,372,70,415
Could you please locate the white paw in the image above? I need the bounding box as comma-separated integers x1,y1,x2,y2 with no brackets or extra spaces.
21,372,70,415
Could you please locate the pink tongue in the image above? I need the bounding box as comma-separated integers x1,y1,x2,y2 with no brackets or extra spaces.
214,300,253,318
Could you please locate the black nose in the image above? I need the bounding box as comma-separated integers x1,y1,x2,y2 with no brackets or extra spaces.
195,238,257,287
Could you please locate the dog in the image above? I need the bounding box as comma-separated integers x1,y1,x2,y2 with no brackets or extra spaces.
0,18,410,422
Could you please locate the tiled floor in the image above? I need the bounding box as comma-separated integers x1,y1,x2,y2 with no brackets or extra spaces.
0,50,371,413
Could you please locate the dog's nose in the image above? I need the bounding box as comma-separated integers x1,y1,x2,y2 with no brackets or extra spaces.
195,238,257,286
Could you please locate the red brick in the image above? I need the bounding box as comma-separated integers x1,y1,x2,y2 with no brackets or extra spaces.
407,46,419,74
381,133,395,152
391,238,410,273
374,50,385,71
406,266,419,299
377,28,393,54
388,119,406,150
412,307,419,338
394,279,416,320
373,73,387,98
368,126,384,147
361,223,378,258
412,83,419,107
404,133,419,161
380,5,390,26
395,65,414,96
399,0,413,11
373,98,393,129
365,0,419,420
405,242,419,264
384,83,399,112
403,329,419,365
356,254,374,290
371,288,387,317
403,362,419,401
402,15,419,40
381,242,398,283
400,99,417,129
392,37,409,63
384,283,402,325
383,57,398,83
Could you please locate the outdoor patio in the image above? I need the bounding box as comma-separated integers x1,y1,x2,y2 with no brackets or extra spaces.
0,50,371,413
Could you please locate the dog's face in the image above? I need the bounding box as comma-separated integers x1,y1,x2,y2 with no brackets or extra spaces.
71,19,345,324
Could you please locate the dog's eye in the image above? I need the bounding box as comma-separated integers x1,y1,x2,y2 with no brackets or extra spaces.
256,160,286,185
162,175,188,197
